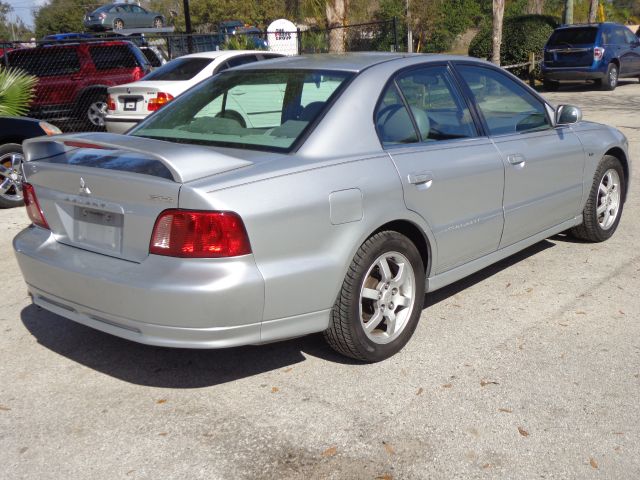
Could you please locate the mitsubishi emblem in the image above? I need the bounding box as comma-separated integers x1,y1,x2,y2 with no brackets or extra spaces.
79,177,92,196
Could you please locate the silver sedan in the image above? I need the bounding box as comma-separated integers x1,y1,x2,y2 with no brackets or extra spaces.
14,53,631,361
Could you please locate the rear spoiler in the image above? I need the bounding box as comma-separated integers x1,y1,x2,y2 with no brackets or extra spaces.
23,132,253,183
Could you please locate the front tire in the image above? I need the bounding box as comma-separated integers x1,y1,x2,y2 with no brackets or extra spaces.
113,18,124,30
571,155,625,242
0,143,25,208
324,231,425,362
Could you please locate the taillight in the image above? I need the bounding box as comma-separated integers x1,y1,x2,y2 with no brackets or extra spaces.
131,66,144,81
107,94,116,111
594,47,605,61
149,210,251,258
23,183,49,230
147,92,174,111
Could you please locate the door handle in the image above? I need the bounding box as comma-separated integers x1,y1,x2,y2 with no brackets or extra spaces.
408,171,434,186
506,153,526,166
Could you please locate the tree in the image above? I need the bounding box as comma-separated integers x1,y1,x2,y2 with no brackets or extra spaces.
0,1,32,40
588,0,598,23
34,0,88,38
527,0,544,14
563,0,573,24
492,0,505,65
326,0,347,52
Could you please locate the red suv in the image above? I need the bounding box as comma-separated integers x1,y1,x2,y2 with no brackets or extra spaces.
3,40,150,130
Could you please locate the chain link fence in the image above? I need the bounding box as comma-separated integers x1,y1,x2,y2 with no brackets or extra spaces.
0,19,398,133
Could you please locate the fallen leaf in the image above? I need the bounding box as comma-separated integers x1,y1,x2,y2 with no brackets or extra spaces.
283,367,293,373
590,457,598,469
416,387,424,396
481,463,492,469
0,405,10,411
558,323,569,327
619,310,625,315
126,470,135,476
271,387,279,393
383,441,395,455
614,446,621,452
505,282,511,288
498,408,513,413
518,427,529,437
576,311,587,315
321,446,337,457
442,383,453,389
19,447,28,454
526,287,533,293
158,432,168,436
480,379,499,387
156,399,167,404
375,475,393,480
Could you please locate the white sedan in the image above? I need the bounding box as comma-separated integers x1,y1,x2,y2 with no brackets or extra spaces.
105,50,284,133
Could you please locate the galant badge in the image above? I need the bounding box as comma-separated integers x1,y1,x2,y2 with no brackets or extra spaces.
79,177,92,196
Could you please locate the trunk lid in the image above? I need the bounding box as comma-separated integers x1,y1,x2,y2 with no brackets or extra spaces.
108,81,188,115
22,133,252,262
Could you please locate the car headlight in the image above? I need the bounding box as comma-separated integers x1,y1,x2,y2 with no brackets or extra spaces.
39,121,62,136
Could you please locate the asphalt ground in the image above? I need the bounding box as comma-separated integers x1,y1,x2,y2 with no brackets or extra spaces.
1,80,639,480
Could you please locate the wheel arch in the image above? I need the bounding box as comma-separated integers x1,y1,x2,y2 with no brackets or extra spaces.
605,146,629,202
74,86,109,112
0,137,26,147
370,219,433,277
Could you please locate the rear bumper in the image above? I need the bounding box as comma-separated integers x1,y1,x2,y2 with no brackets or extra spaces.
13,226,266,348
542,65,606,81
105,115,142,134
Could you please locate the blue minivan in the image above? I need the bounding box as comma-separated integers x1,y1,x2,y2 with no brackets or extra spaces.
542,22,640,91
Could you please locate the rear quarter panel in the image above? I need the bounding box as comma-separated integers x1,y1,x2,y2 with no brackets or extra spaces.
179,153,434,323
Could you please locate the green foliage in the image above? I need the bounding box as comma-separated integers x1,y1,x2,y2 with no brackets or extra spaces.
0,1,32,39
222,34,265,50
300,30,328,53
0,67,37,116
468,14,559,76
34,0,86,38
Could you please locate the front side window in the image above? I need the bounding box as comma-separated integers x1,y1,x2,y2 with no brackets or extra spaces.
131,69,353,152
456,65,551,136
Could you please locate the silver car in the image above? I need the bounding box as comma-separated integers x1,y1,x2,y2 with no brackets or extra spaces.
14,54,630,362
84,3,165,31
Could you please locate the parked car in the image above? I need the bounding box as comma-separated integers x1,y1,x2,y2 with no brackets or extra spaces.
4,40,151,129
14,54,630,361
542,22,640,91
42,33,95,43
0,116,61,208
84,3,165,31
0,40,17,57
140,45,167,68
105,50,284,133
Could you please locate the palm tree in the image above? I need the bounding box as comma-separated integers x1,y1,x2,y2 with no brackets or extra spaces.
0,67,37,117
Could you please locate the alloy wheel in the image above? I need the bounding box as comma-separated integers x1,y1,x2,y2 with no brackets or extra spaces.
0,152,24,203
596,168,621,230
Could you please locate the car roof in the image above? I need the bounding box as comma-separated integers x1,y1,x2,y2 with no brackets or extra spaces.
182,50,283,60
231,52,491,73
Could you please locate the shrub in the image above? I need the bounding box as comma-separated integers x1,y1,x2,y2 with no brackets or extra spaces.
0,67,37,117
468,15,559,78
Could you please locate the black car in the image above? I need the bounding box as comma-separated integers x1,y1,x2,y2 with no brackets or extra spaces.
0,117,61,208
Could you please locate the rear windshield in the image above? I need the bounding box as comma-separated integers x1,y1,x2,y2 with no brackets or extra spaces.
144,57,212,81
548,27,598,46
131,69,353,152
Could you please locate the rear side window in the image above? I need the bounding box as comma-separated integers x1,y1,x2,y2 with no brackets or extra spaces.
226,55,259,68
144,57,212,80
89,45,137,70
547,27,598,46
7,47,80,77
375,84,419,146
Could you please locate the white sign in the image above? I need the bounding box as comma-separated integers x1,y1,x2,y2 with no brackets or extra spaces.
267,19,298,56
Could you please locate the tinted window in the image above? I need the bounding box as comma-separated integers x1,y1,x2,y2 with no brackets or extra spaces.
144,57,212,80
89,45,137,70
396,66,477,141
131,5,145,13
142,48,162,67
226,55,259,68
7,47,80,77
623,28,637,44
457,65,551,135
375,84,418,146
132,69,353,152
548,27,598,46
610,27,627,45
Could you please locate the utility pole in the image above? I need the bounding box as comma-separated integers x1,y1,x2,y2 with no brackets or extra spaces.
406,0,413,53
183,0,193,53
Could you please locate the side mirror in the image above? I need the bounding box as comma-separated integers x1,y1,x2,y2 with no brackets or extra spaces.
555,104,582,125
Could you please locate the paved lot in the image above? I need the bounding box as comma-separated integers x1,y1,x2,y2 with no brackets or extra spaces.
1,81,639,480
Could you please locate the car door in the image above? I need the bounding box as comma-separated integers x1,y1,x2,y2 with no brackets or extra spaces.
454,64,585,248
378,65,505,273
612,26,634,75
622,27,640,74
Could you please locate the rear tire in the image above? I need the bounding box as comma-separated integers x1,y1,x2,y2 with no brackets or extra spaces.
324,231,425,362
602,63,618,91
571,155,625,242
0,143,25,208
77,91,108,131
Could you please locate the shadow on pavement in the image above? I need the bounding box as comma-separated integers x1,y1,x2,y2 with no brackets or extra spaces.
22,240,556,387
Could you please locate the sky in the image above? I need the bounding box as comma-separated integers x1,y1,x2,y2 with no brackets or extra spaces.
5,0,47,30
